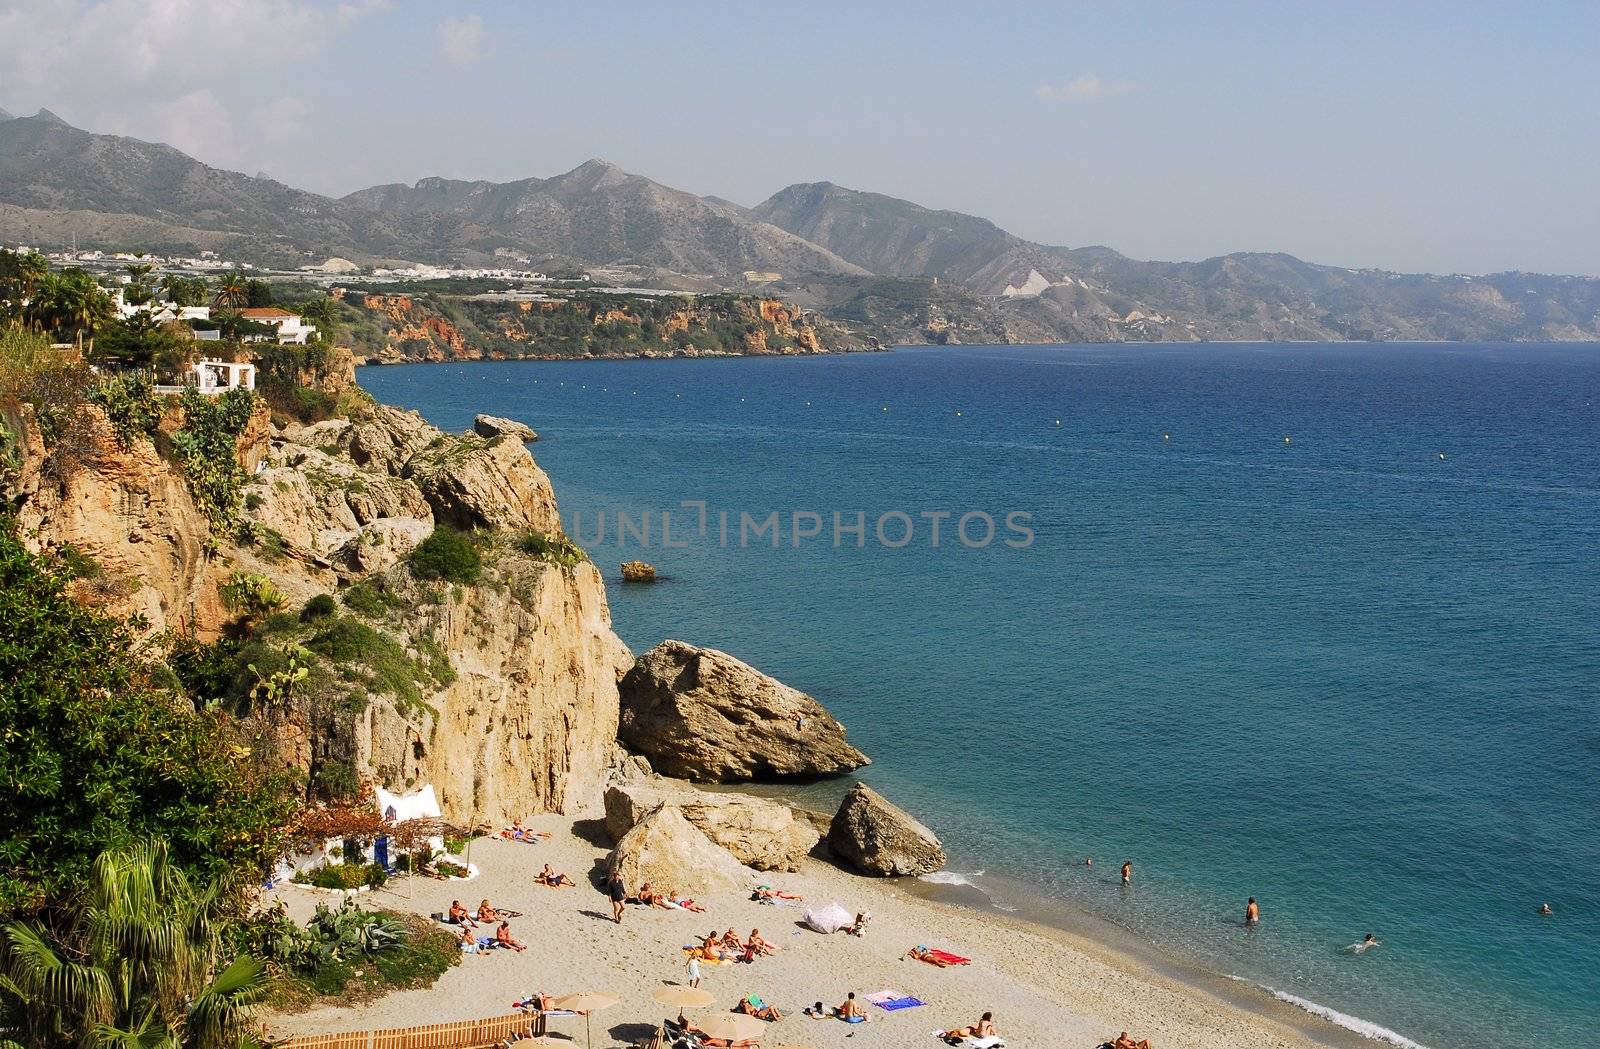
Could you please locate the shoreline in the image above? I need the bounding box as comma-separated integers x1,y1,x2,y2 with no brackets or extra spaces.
266,816,1398,1049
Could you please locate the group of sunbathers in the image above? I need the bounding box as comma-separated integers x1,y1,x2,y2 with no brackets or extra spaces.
690,927,777,965
636,882,706,913
445,899,527,953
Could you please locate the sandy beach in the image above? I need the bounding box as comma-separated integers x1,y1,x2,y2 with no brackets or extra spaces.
267,815,1365,1049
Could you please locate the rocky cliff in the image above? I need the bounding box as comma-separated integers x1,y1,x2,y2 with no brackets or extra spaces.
2,369,632,826
344,290,848,364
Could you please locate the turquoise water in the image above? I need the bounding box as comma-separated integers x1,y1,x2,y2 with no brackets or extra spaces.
360,344,1600,1049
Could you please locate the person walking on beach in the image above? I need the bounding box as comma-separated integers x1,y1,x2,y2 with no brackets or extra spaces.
1245,897,1260,925
607,870,627,923
685,950,702,988
1121,860,1132,886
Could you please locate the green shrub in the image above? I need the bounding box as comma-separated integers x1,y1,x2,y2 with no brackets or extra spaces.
340,578,390,617
408,527,481,584
171,387,256,533
517,530,587,568
220,570,286,627
301,593,337,621
306,616,443,716
87,372,163,448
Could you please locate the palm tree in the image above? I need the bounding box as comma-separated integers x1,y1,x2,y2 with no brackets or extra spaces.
212,271,249,310
0,840,269,1049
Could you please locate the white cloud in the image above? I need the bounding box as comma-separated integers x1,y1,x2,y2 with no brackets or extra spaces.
0,0,388,177
252,96,311,143
437,14,485,65
1034,73,1139,102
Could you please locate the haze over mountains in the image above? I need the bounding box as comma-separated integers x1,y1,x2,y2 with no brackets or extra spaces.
2,107,1597,343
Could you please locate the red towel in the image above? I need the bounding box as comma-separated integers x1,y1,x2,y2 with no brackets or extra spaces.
928,949,971,965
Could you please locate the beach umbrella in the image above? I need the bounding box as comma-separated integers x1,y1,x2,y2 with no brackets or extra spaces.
696,1014,768,1043
552,991,621,1049
650,986,715,1008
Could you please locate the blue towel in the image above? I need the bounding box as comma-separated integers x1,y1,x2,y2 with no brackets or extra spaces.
876,997,926,1012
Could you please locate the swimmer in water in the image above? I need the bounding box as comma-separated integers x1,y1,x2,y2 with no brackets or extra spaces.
1121,861,1132,886
1539,903,1553,916
1348,933,1381,953
1084,857,1093,868
1245,897,1259,925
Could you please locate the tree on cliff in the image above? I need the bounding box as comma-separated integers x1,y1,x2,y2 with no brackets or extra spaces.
0,522,299,916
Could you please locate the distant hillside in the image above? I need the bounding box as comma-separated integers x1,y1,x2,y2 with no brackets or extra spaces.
1,108,1596,343
751,181,1074,292
340,160,866,277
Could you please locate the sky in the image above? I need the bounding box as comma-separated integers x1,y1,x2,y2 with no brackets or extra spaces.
1,0,1597,275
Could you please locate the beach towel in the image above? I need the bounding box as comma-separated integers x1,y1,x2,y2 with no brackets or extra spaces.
873,996,926,1011
922,948,971,966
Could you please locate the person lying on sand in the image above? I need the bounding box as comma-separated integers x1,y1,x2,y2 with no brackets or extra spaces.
744,929,775,957
1111,1032,1152,1049
752,885,802,902
500,820,552,843
449,900,476,927
667,889,705,913
537,864,575,887
835,992,868,1022
943,1011,996,1040
680,1024,757,1049
737,995,782,1021
494,922,526,952
804,1002,827,1019
906,945,953,966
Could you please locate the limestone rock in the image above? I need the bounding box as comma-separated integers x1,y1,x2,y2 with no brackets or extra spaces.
403,433,561,533
608,803,752,896
826,783,945,877
473,414,537,442
618,640,869,782
333,517,433,574
604,780,819,871
620,560,656,582
344,405,438,476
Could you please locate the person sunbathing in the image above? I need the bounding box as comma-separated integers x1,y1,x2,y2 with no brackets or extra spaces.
906,945,951,966
720,928,745,952
944,1012,997,1040
737,995,782,1021
1111,1032,1151,1049
751,885,802,901
667,889,705,913
477,899,500,923
638,883,673,909
848,911,871,937
449,900,476,927
459,926,478,954
494,921,526,952
680,1023,757,1049
745,929,775,956
537,864,575,887
834,992,867,1022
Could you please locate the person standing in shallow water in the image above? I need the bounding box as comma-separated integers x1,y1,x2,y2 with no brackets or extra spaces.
1121,860,1132,886
1245,897,1260,925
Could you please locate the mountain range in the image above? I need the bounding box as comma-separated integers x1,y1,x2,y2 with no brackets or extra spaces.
2,107,1597,343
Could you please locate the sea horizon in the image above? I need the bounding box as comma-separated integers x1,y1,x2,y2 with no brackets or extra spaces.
360,341,1600,1049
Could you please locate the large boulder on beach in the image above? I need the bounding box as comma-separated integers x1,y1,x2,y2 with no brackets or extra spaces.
608,803,752,896
617,640,869,782
827,783,946,877
473,414,537,442
605,781,819,872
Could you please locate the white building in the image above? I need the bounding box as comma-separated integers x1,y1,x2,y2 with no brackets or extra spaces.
236,307,317,344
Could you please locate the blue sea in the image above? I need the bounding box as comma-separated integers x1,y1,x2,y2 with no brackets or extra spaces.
361,343,1600,1049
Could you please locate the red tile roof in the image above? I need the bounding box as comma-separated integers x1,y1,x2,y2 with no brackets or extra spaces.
237,307,295,318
